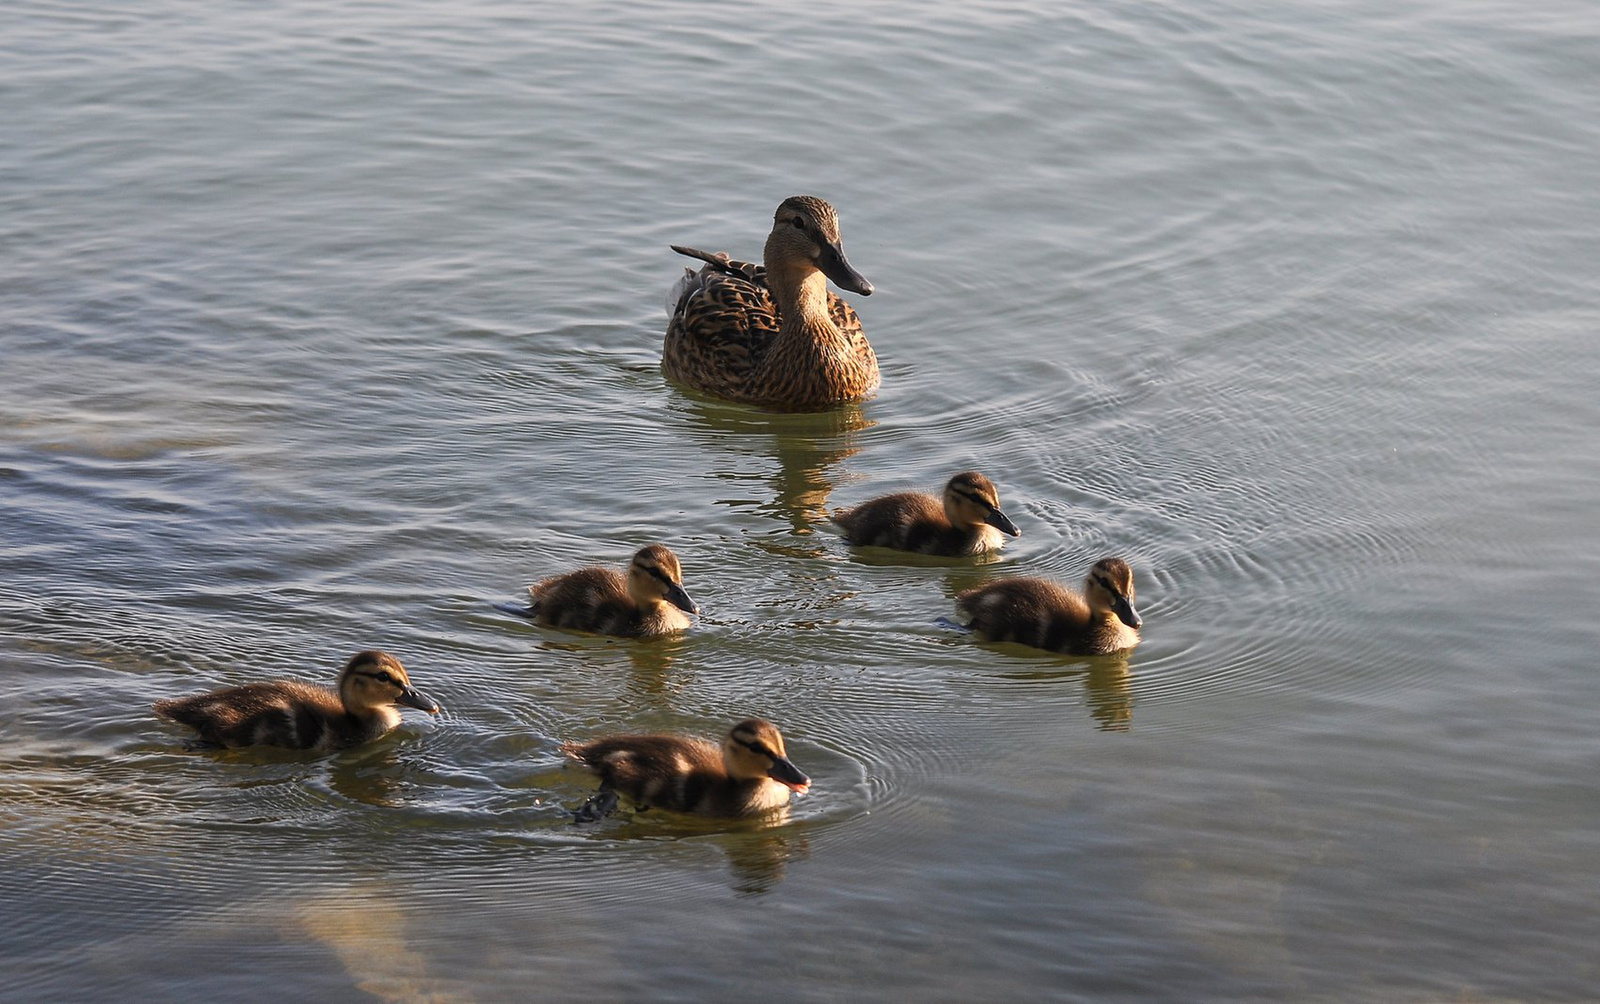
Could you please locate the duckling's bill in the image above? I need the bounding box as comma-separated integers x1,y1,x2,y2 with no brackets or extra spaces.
398,686,441,714
986,508,1021,537
667,581,699,615
768,754,811,793
1112,595,1142,630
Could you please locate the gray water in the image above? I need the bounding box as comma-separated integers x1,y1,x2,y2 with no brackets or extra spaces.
4,0,1599,1000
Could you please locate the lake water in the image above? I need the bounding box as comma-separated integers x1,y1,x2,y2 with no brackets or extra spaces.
3,0,1598,999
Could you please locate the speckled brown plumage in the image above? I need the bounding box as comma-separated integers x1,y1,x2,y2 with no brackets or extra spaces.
152,650,440,751
526,544,698,639
834,471,1020,556
564,718,810,818
956,559,1143,656
663,196,878,411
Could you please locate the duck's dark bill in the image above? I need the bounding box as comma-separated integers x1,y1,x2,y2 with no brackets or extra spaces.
818,241,873,296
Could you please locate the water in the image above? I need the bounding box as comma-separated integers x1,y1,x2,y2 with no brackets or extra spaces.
4,0,1599,999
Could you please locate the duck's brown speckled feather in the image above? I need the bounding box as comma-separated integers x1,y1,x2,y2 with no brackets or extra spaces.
663,247,876,410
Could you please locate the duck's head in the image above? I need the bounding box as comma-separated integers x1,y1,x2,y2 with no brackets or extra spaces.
338,650,441,714
1085,558,1142,630
724,718,810,792
627,544,699,614
942,471,1020,536
765,195,874,296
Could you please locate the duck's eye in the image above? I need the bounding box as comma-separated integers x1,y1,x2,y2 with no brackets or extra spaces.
375,672,396,685
790,217,806,230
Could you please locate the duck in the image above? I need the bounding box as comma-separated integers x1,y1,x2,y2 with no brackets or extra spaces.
564,718,810,820
663,195,878,410
955,558,1143,656
834,471,1020,556
518,544,698,638
152,650,440,751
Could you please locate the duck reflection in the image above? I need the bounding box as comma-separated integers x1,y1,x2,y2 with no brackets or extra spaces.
669,393,875,541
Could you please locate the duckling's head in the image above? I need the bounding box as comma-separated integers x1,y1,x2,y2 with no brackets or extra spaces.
627,545,699,614
765,195,874,296
1085,558,1142,630
724,718,811,792
942,471,1020,536
338,650,441,715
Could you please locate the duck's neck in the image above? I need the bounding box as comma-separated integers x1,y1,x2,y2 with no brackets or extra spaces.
766,259,838,337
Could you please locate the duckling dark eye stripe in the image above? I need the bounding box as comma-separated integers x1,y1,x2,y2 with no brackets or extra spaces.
956,490,995,511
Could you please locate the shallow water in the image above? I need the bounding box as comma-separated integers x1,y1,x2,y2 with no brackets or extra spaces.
4,0,1599,999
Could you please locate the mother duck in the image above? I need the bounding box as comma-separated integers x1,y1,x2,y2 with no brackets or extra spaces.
664,196,877,411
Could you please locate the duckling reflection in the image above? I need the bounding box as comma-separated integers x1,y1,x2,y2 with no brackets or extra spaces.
673,394,873,537
564,718,810,820
991,653,1136,732
664,195,877,410
153,650,440,751
505,544,699,639
956,558,1143,656
835,471,1020,556
722,827,811,896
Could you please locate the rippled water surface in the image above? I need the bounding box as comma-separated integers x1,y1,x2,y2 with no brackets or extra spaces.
4,0,1599,999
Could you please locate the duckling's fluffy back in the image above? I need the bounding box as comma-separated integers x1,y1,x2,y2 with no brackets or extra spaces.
528,566,636,634
153,680,391,751
834,491,1008,556
957,576,1138,656
563,734,793,817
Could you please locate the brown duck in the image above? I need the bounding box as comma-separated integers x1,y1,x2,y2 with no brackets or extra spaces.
153,650,440,751
664,195,877,410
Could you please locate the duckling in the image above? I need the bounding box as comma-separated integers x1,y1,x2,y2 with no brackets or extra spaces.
564,718,810,820
834,471,1021,556
956,558,1143,656
664,195,877,410
152,650,440,751
521,544,698,638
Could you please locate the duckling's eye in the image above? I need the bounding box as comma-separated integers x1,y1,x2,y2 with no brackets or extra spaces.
375,672,396,686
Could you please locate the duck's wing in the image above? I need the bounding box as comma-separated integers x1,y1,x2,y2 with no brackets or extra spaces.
663,247,781,395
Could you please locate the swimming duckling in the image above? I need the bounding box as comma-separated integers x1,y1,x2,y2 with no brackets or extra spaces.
564,718,810,820
956,558,1143,656
152,650,440,751
664,195,877,410
521,544,698,638
834,471,1020,556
